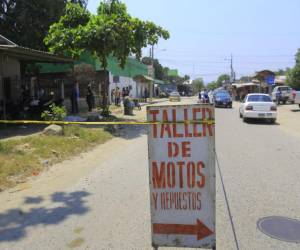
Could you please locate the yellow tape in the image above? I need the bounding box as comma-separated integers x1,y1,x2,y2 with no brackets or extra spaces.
0,120,215,126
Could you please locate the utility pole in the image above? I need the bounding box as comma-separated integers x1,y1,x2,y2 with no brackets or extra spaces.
150,45,154,99
230,54,235,83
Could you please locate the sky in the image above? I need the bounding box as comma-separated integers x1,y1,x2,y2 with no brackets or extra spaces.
87,0,300,82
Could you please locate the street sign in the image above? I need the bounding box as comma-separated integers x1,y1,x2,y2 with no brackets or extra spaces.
147,104,216,249
265,75,275,86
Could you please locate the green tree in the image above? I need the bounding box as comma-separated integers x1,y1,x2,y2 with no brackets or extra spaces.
287,49,300,90
45,1,169,115
142,57,164,80
206,81,218,90
191,78,204,94
216,74,230,87
0,0,88,50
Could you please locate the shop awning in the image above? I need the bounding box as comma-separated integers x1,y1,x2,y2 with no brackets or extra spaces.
0,45,74,63
232,82,260,88
133,75,155,82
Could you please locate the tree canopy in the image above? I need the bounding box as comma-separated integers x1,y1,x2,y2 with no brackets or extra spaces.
142,57,165,80
191,78,204,94
206,81,218,90
216,74,230,87
287,49,300,90
0,0,88,50
45,0,170,69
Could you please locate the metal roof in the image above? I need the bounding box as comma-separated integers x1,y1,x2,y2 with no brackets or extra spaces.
0,45,74,63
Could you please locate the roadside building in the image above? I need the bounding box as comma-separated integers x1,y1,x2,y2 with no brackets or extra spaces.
232,82,260,101
253,70,276,94
0,34,73,120
275,75,287,86
37,53,150,111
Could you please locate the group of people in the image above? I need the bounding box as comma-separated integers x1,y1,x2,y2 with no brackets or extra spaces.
111,87,131,106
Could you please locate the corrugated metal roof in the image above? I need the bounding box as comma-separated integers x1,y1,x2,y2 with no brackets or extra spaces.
0,45,74,63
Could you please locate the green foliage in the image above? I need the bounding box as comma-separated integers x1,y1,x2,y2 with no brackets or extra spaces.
192,78,205,93
206,81,218,90
100,104,111,117
45,1,170,69
216,74,230,87
45,0,169,112
0,126,112,190
287,49,300,90
44,2,91,57
41,104,67,121
142,57,165,80
0,0,88,50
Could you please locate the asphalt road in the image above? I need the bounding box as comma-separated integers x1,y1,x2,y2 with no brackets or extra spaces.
0,97,300,250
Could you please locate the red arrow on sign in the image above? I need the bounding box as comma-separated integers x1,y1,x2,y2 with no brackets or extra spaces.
153,219,213,240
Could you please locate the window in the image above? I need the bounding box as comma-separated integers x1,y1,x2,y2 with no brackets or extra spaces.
113,76,120,83
247,95,272,102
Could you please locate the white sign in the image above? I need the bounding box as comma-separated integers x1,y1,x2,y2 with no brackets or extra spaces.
147,104,216,248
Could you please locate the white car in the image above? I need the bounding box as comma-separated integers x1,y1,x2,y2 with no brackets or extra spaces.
239,94,277,123
169,91,181,102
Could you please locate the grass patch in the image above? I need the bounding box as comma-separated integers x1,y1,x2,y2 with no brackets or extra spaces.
0,126,113,191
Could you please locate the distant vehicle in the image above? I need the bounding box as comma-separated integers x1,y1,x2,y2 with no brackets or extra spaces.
208,90,214,103
271,86,294,104
213,91,232,108
169,91,181,102
198,91,209,103
239,94,277,123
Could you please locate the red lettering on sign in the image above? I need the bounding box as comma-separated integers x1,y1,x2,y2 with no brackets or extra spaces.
197,161,206,188
193,108,202,137
157,191,202,211
152,192,158,210
160,110,172,138
177,161,185,188
149,110,159,138
168,142,191,158
172,109,183,138
206,108,214,136
187,162,196,188
184,108,193,137
167,162,176,188
182,141,191,157
152,161,166,188
168,142,179,158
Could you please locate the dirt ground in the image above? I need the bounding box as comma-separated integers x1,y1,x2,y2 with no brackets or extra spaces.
276,103,300,138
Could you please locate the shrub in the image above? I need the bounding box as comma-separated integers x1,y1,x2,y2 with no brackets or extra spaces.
41,104,67,121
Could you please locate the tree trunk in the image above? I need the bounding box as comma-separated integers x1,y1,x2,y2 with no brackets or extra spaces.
98,69,110,117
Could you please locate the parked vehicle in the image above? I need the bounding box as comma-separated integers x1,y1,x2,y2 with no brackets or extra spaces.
198,91,210,103
213,91,232,108
294,91,300,107
208,90,214,103
169,91,181,102
239,94,277,123
271,86,294,104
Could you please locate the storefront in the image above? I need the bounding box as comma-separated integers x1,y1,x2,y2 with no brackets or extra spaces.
0,35,73,120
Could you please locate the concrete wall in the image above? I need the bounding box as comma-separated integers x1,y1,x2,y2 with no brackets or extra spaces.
108,73,151,102
109,74,137,102
0,55,21,102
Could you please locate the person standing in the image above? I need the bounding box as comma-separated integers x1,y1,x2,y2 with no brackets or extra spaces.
86,84,94,112
111,89,115,104
115,87,120,106
276,89,282,105
71,82,79,114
